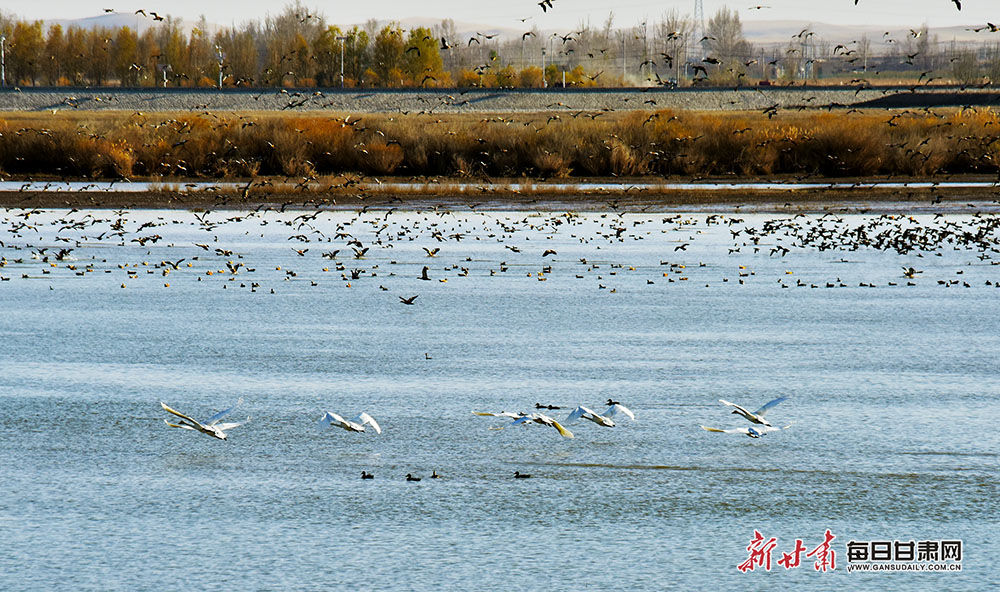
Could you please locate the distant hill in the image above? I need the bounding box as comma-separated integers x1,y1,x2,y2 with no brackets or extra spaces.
42,13,217,35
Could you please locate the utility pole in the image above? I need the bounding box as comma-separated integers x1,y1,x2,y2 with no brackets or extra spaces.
693,0,705,59
215,45,224,88
622,33,626,83
641,20,648,81
676,34,682,84
546,33,559,87
541,47,546,88
336,36,348,87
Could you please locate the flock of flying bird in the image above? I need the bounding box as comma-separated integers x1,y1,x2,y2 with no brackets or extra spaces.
158,395,789,480
160,395,790,442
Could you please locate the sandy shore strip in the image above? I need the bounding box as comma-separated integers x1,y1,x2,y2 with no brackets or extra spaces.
2,177,998,213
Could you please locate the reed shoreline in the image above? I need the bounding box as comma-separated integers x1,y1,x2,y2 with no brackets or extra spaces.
4,108,1000,180
2,107,1000,211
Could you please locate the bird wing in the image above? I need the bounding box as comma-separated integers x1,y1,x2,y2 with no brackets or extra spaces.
204,397,243,426
161,402,206,429
718,399,753,417
752,396,788,417
215,417,251,431
532,413,556,425
163,419,196,430
700,425,748,435
353,412,381,434
603,403,635,421
550,420,574,439
565,406,588,423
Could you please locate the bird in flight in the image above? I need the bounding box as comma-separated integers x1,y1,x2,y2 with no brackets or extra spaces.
700,424,790,438
511,413,574,438
474,411,572,437
566,405,616,427
718,396,788,426
474,411,525,419
399,295,418,305
160,399,249,440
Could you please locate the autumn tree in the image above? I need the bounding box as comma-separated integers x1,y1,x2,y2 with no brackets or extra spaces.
704,7,752,84
113,27,139,86
157,18,190,85
187,19,216,86
342,26,370,86
9,20,44,85
136,28,161,86
87,28,114,85
216,27,257,86
403,27,446,87
259,2,324,86
311,25,342,86
43,25,64,85
655,9,693,84
372,24,405,86
61,26,87,84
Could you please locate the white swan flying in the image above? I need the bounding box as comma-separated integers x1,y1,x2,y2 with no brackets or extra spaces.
161,399,249,440
510,412,574,438
700,424,791,438
566,405,616,427
718,396,787,426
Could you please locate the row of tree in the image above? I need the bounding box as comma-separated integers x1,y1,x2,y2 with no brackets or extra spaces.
2,3,1000,88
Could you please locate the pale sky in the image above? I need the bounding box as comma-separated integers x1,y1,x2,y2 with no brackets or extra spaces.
6,0,996,31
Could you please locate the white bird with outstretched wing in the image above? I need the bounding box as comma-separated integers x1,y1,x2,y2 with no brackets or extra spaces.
161,398,249,440
566,405,616,427
511,412,574,438
701,424,791,438
718,396,787,426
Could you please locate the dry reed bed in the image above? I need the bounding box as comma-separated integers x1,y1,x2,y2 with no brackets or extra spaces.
2,109,1000,180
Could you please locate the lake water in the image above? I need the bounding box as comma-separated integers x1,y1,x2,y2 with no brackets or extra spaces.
1,205,997,590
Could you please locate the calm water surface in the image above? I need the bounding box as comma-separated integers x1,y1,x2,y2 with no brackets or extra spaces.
1,205,997,590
